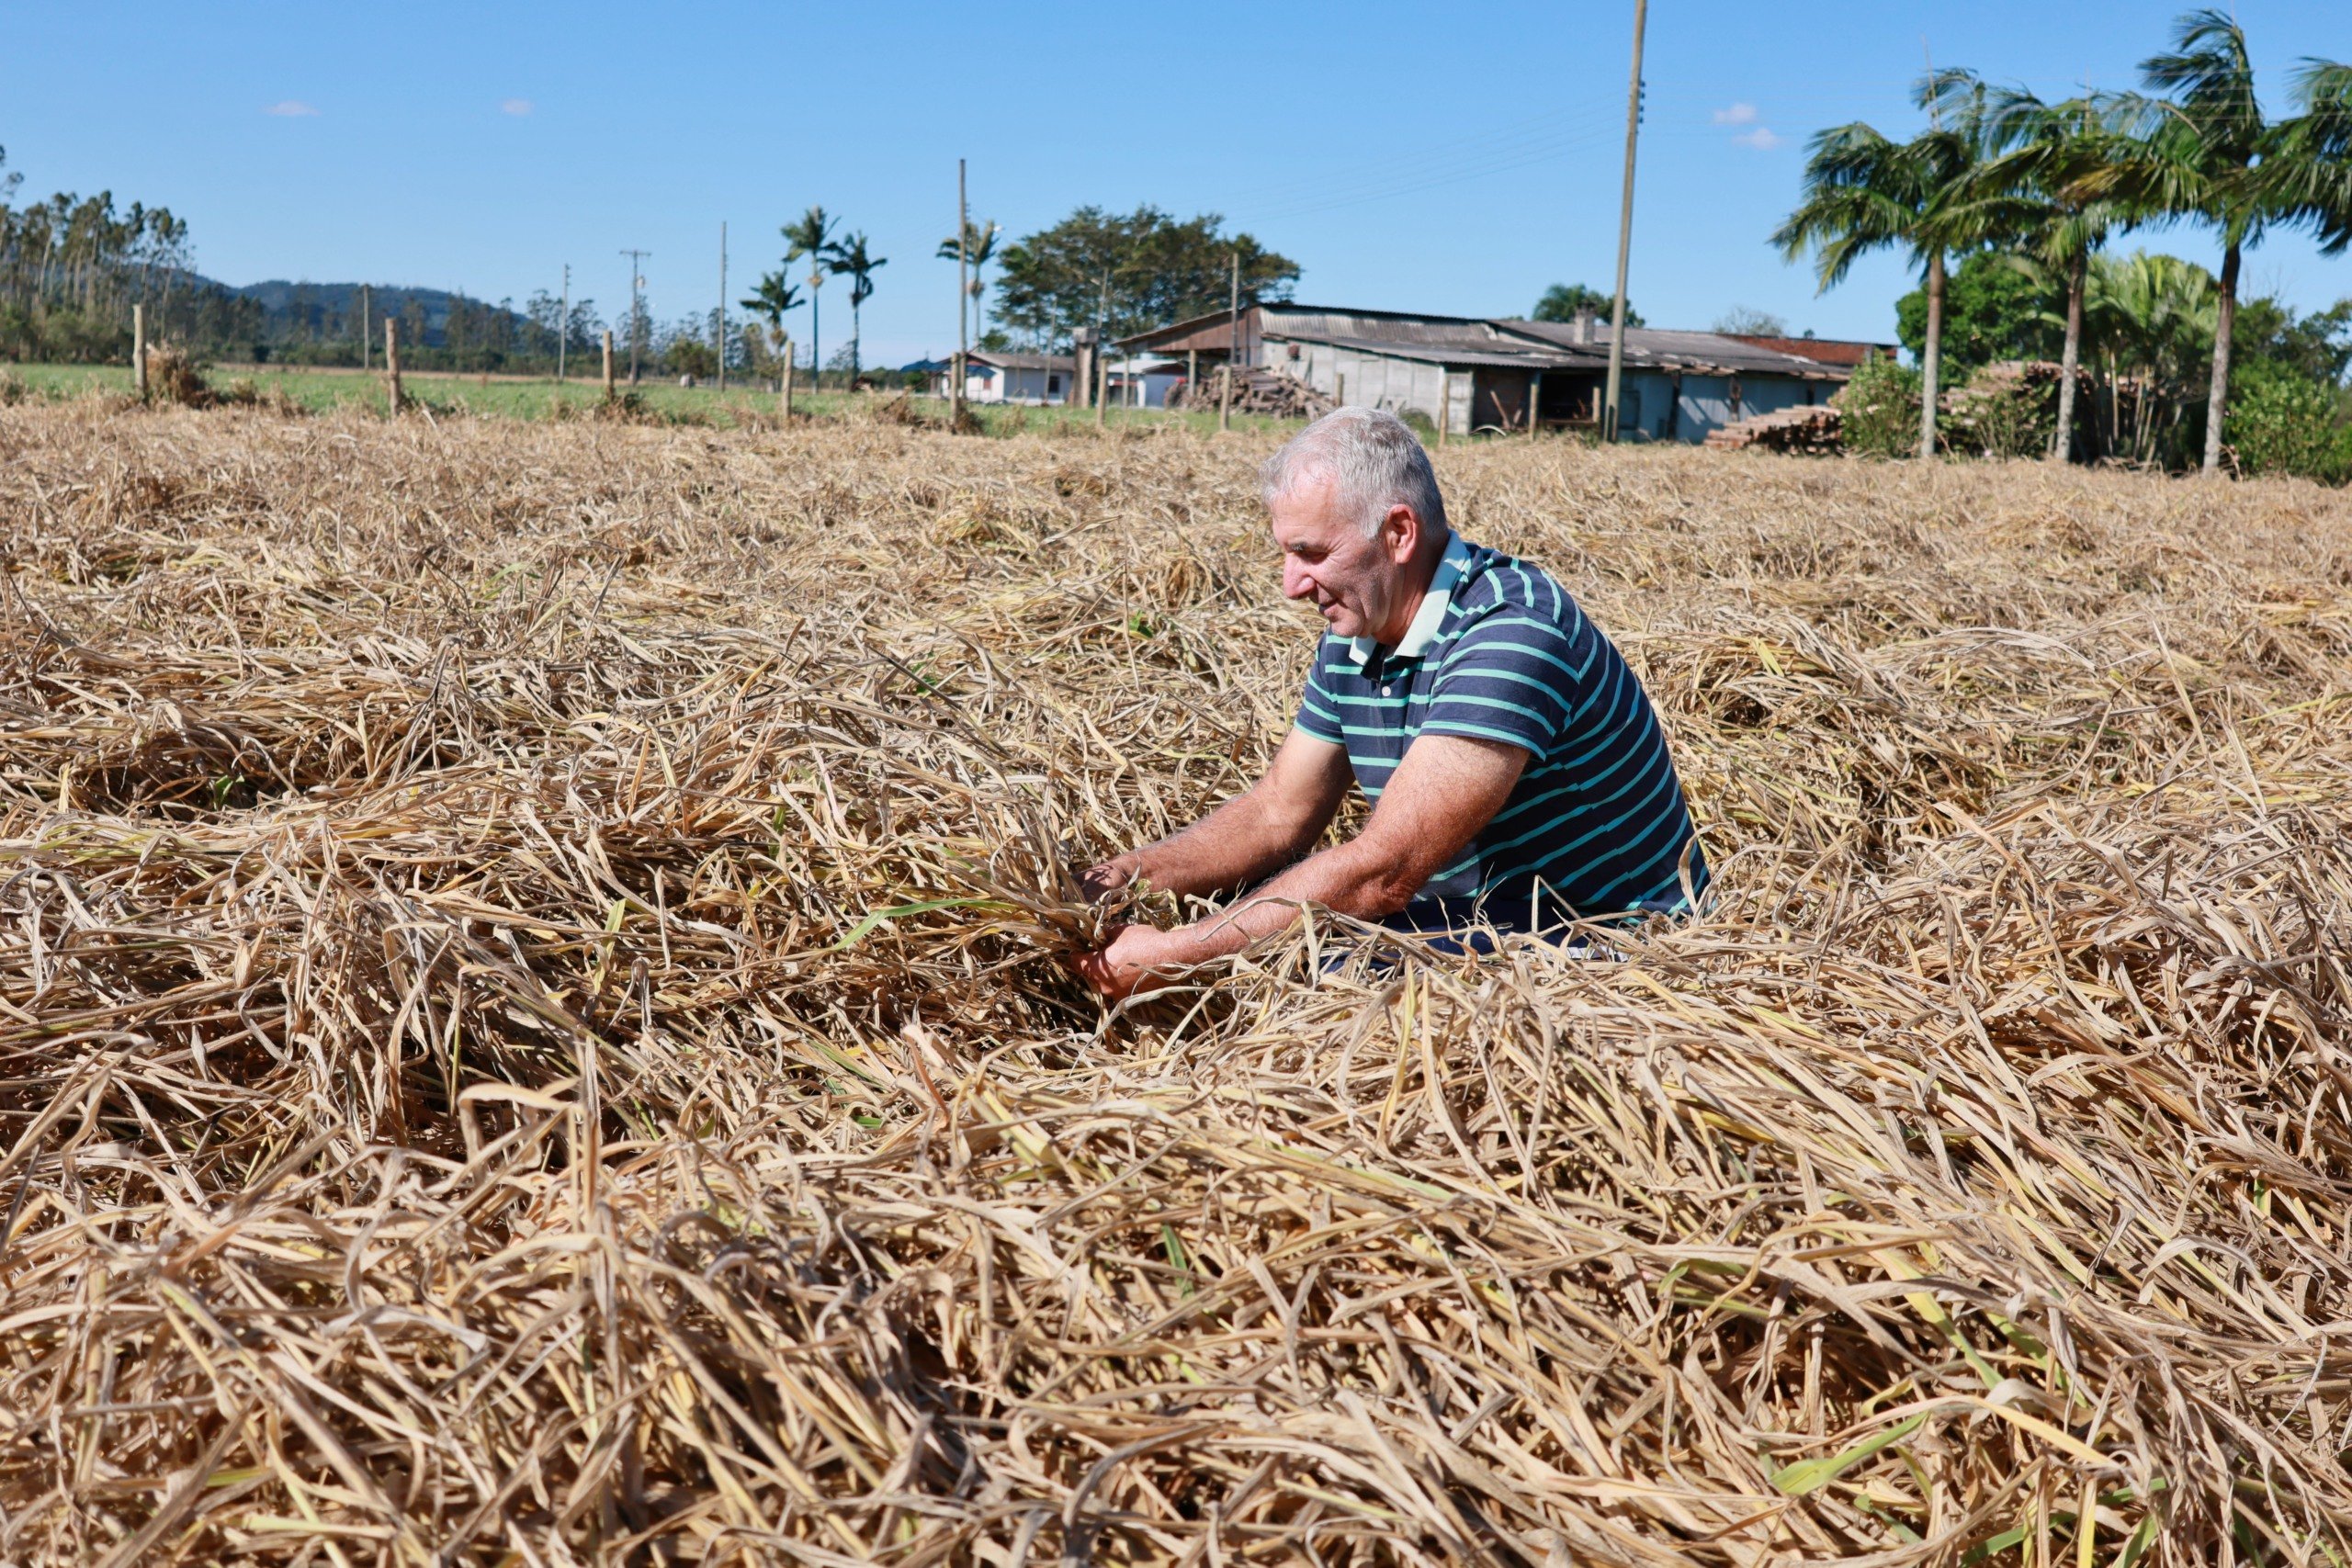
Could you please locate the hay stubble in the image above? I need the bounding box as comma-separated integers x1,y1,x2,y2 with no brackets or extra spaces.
3,400,2351,1564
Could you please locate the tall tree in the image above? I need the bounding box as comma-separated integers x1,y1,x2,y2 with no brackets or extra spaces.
2087,12,2352,474
1773,69,1998,459
1966,90,2132,462
991,206,1297,350
938,219,1001,341
781,207,837,385
820,231,884,386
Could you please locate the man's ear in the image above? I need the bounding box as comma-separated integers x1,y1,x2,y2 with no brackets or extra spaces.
1382,503,1419,564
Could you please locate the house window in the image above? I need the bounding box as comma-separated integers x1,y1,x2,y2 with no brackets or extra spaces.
1047,374,1060,394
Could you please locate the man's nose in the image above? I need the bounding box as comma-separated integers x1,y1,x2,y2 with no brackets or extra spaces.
1282,560,1313,600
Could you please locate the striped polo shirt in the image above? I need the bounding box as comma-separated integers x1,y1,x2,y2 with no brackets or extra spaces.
1294,532,1707,929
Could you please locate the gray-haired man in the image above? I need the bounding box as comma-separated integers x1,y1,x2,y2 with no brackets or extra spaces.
1075,408,1705,998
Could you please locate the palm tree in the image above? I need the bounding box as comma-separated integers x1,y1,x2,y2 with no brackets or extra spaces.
937,219,1001,341
821,231,885,387
738,271,804,378
1966,91,2132,463
1773,69,1997,459
781,207,837,389
2085,11,2351,474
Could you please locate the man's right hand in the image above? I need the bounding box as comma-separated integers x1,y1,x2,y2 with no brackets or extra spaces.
1079,856,1136,903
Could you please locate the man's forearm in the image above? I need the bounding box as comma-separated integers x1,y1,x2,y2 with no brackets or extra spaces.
1168,833,1419,960
1125,788,1322,900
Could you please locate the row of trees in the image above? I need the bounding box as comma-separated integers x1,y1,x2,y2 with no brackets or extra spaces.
0,147,265,361
732,202,1296,381
1775,8,2352,475
1883,247,2350,470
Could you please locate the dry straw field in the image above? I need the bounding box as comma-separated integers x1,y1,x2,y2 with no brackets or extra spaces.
3,394,2350,1567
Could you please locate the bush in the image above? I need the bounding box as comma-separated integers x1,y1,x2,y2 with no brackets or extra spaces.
1836,355,1921,459
2227,361,2352,485
665,337,718,381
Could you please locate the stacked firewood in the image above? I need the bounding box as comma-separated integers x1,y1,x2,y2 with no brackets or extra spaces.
1169,367,1335,420
1704,403,1842,454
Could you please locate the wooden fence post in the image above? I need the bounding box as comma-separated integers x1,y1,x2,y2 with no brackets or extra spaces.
1439,373,1450,447
1096,352,1108,429
132,304,148,400
385,318,403,414
602,331,616,400
781,335,794,421
1218,365,1232,433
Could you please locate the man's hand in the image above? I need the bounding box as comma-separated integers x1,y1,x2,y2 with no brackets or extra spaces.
1071,923,1197,1000
1079,855,1136,904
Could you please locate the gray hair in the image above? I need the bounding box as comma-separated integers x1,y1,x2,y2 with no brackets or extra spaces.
1260,406,1448,538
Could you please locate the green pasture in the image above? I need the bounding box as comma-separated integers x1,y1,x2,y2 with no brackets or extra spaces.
0,361,1307,437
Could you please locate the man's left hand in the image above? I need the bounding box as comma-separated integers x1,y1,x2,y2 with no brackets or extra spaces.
1071,923,1199,1000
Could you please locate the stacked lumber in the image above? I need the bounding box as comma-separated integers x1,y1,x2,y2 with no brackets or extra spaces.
1704,401,1842,454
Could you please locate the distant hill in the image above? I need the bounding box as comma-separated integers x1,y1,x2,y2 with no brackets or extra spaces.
226,279,530,349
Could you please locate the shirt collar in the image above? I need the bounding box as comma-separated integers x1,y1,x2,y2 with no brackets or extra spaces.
1350,532,1474,666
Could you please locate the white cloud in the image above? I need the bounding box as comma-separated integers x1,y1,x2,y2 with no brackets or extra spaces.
264,100,320,118
1713,102,1758,126
1733,127,1785,151
500,98,534,117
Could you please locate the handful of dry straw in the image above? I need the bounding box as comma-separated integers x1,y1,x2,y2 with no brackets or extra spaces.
1,398,2349,1564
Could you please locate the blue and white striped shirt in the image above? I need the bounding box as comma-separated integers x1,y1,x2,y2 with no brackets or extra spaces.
1294,533,1707,928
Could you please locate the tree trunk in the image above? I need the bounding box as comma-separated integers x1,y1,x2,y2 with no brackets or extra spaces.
810,290,821,397
2051,248,2086,465
1917,248,1946,460
2200,241,2240,476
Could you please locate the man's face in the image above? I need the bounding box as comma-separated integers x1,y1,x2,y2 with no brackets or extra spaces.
1270,472,1416,643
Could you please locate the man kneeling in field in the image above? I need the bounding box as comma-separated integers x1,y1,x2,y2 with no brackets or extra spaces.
1073,407,1706,1000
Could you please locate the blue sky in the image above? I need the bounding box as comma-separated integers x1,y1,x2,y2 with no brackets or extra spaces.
6,2,2347,364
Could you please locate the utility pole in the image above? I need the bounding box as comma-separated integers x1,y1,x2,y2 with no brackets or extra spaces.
954,157,968,427
1602,0,1647,443
620,249,650,384
1221,251,1238,433
717,222,728,393
360,284,371,373
557,265,569,382
132,304,147,400
1095,272,1110,429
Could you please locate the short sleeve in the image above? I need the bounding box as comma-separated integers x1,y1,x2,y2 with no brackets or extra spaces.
1293,635,1347,744
1418,598,1587,760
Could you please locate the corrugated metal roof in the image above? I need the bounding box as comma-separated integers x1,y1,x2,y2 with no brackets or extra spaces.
1499,321,1847,378
1281,333,1600,371
1114,301,1496,354
1722,333,1896,367
1114,303,1856,379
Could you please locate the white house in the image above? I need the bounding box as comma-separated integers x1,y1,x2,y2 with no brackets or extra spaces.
910,350,1075,405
